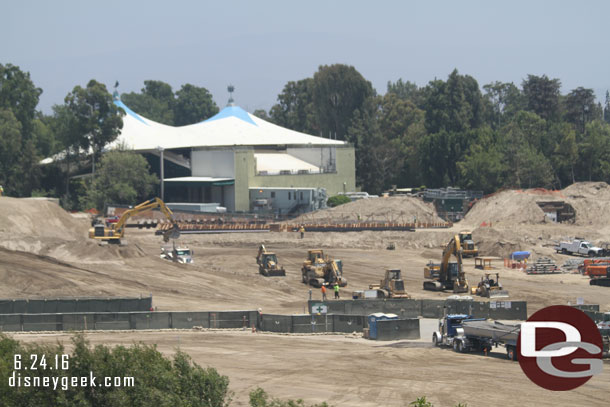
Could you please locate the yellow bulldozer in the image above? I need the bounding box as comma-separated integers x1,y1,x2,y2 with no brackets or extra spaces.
423,234,469,293
369,269,410,298
256,245,286,277
88,197,180,244
301,249,347,288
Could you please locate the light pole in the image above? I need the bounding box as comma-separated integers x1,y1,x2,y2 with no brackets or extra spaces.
158,146,165,200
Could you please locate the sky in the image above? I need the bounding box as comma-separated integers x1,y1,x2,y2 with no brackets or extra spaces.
3,0,609,114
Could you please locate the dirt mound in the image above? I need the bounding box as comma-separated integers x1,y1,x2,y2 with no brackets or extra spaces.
0,197,85,240
291,196,444,224
463,182,610,228
561,182,610,227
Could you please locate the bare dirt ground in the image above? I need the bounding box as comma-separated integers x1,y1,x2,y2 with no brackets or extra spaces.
2,187,610,406
12,330,610,407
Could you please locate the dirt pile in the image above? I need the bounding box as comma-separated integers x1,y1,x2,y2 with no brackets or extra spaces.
291,196,444,224
0,198,85,240
463,182,610,228
462,190,559,226
562,182,610,227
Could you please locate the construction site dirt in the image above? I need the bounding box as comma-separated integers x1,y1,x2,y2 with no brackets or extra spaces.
1,183,610,406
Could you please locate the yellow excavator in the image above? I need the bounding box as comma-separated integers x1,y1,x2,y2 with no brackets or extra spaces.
88,197,180,244
301,249,348,288
423,234,469,293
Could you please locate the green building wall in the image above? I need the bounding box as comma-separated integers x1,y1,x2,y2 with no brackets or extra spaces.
232,146,356,212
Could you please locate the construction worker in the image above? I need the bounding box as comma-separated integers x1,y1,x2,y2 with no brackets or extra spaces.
299,224,305,239
334,282,340,299
321,285,327,301
0,185,3,197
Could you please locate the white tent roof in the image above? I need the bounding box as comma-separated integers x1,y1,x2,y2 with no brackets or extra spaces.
113,100,345,151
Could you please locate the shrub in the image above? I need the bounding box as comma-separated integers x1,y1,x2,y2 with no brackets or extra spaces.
326,195,351,207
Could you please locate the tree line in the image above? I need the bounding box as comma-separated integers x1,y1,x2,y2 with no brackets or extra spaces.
257,65,610,194
2,62,610,209
0,64,220,209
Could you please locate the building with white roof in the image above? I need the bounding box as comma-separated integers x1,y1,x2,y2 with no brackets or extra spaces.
113,98,356,214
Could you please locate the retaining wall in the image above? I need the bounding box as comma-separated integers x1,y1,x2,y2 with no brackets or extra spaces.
0,297,153,314
0,310,257,332
308,299,527,320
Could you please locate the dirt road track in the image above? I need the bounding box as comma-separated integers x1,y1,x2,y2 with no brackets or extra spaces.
13,330,610,407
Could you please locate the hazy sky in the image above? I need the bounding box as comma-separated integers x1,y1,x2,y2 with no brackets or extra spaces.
4,1,609,114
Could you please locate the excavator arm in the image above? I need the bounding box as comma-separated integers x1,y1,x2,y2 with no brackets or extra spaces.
256,245,267,264
112,198,180,242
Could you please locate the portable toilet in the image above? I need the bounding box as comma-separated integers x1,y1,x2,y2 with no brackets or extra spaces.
368,313,399,340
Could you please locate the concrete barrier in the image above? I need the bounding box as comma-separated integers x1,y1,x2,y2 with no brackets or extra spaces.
375,319,420,341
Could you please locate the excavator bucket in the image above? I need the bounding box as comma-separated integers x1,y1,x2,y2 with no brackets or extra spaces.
163,223,181,242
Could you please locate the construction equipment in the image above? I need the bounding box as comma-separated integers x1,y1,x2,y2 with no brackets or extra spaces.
369,269,410,298
458,231,478,257
301,249,347,288
589,265,610,287
256,245,286,277
88,197,180,244
423,235,469,293
432,314,521,360
472,273,509,298
160,242,194,264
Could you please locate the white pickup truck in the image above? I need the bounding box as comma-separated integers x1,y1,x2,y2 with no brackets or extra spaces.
555,239,603,257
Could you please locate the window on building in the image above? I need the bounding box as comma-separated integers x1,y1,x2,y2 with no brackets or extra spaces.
271,192,275,198
300,191,303,200
288,192,291,200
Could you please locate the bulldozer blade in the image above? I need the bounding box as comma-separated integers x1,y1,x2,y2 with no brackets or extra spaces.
488,290,510,298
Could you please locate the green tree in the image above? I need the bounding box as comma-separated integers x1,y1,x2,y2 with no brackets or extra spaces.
552,123,578,185
312,64,375,140
0,63,42,138
269,78,318,135
457,128,506,193
522,74,561,121
604,91,610,123
577,120,610,181
482,81,524,128
422,69,484,134
563,87,599,132
174,84,219,126
0,333,232,407
377,93,426,187
65,79,124,172
121,80,175,125
83,150,158,210
386,79,422,105
500,118,553,188
252,109,271,121
0,109,23,196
